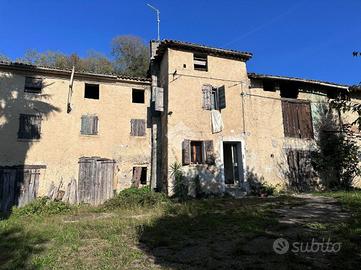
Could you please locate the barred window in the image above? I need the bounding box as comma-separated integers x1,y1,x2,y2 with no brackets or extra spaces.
18,114,42,139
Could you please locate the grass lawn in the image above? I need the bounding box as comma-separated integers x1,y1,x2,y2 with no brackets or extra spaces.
0,191,360,269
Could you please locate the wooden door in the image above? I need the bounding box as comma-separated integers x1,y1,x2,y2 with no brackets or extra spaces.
78,157,115,205
0,169,17,213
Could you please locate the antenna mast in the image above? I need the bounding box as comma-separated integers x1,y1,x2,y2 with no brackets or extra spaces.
147,4,160,40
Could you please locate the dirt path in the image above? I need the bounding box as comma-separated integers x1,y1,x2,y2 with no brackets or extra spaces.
244,194,353,269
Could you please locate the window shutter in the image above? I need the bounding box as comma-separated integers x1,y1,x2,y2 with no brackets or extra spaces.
182,140,191,165
132,167,142,188
297,102,313,139
92,116,98,135
80,116,86,134
203,140,214,165
202,85,212,110
154,87,164,112
138,119,145,136
81,115,98,135
217,85,226,109
131,119,145,136
282,100,299,138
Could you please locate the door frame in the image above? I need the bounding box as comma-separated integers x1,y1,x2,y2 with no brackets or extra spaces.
219,138,246,189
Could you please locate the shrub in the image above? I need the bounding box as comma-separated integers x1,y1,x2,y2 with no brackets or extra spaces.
248,181,275,197
11,197,73,217
103,186,169,209
170,162,189,201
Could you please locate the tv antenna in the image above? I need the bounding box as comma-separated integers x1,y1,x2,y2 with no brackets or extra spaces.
147,3,160,40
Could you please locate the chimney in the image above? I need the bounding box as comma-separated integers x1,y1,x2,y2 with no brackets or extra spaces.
150,40,161,59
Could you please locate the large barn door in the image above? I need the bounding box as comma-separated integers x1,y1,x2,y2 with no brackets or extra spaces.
0,166,43,213
0,169,17,213
17,168,40,207
78,157,115,205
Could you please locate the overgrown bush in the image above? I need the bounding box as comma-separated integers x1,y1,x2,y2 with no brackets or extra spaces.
103,186,169,209
312,104,361,190
170,162,189,201
247,168,275,196
11,197,73,217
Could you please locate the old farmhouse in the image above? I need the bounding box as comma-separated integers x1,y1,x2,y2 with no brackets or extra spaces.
0,40,359,210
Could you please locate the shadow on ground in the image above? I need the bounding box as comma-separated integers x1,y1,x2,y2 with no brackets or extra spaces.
0,225,48,269
137,196,361,270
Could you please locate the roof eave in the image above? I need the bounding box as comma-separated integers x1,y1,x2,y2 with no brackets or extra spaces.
248,72,349,90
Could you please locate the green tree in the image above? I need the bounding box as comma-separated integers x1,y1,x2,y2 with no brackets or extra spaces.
312,103,361,190
0,53,10,62
111,35,149,77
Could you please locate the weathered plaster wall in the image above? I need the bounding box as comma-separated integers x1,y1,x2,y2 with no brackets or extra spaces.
162,49,249,194
243,83,325,188
0,70,151,196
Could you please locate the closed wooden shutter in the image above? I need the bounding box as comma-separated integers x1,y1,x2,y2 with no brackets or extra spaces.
202,85,212,110
282,100,313,139
217,85,226,110
131,119,146,136
203,140,214,165
298,102,313,139
81,115,98,135
154,87,164,112
132,167,142,188
182,140,191,165
282,101,298,137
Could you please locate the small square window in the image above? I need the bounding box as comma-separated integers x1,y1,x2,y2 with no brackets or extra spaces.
84,83,99,99
24,77,42,93
132,89,145,103
194,54,208,71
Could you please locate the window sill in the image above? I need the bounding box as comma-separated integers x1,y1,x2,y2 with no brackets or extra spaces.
80,134,100,137
285,136,314,141
17,138,41,142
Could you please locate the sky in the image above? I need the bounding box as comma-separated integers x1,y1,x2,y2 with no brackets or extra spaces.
0,0,360,85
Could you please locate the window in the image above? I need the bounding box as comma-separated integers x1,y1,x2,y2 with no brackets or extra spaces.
182,140,214,165
280,83,298,98
263,80,277,92
81,115,98,135
193,53,208,71
130,119,146,136
202,85,226,110
282,100,313,139
191,141,203,164
132,89,145,103
132,167,147,187
24,77,42,93
84,83,99,99
18,114,42,139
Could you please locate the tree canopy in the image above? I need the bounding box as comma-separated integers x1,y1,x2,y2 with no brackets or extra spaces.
4,35,149,77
